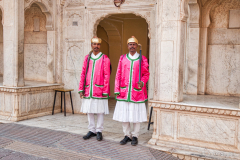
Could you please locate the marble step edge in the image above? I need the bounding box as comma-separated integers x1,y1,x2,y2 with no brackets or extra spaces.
0,85,64,93
149,100,240,117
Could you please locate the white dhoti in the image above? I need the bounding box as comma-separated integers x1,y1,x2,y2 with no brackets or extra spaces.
113,101,147,138
81,98,109,133
81,98,109,114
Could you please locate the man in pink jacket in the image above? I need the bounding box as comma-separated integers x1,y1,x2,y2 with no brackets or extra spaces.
113,36,150,146
78,37,111,141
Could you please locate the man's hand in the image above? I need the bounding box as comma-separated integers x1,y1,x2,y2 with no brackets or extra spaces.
137,82,143,89
79,92,84,99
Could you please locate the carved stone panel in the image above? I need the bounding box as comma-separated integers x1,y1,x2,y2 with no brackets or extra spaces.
65,41,84,71
178,113,238,146
65,10,84,38
160,111,174,138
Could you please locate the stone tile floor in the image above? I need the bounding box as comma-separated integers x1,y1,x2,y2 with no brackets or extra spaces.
15,98,152,146
0,123,178,160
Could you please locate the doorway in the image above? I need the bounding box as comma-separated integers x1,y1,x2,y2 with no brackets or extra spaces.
96,14,150,97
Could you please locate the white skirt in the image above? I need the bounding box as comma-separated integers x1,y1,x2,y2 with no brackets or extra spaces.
81,98,109,114
113,101,147,123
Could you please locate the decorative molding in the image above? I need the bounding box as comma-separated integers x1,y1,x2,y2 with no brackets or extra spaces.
148,100,240,117
180,0,189,22
65,10,84,26
66,41,83,52
188,0,200,27
65,40,84,71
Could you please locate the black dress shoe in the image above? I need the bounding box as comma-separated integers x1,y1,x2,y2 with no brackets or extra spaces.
131,137,138,146
83,131,96,140
96,132,103,141
120,136,132,145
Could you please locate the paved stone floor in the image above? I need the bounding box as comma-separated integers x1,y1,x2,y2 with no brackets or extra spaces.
15,98,152,146
0,123,178,160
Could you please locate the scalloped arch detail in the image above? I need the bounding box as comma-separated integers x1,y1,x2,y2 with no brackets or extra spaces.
25,0,53,31
93,12,152,39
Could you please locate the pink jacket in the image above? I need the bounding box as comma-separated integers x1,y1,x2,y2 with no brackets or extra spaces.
115,54,149,103
78,53,111,99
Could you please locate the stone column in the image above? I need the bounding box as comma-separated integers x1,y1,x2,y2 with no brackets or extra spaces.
197,7,210,95
3,0,25,87
154,0,189,102
198,27,208,95
185,0,200,94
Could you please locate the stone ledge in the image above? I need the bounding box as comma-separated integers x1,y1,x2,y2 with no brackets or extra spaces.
0,84,63,93
149,100,240,117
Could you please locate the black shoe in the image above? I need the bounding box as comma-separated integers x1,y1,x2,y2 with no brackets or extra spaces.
131,137,138,146
96,132,103,141
120,136,132,145
83,131,96,140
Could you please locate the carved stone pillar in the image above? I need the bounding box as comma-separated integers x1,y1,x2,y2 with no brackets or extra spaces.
198,6,211,95
154,0,189,102
185,0,200,95
3,0,25,87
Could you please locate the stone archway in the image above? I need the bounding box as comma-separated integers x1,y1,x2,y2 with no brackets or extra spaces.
24,1,55,83
88,8,155,100
95,13,151,116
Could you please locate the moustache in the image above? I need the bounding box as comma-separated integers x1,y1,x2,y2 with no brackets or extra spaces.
130,47,135,49
94,47,99,49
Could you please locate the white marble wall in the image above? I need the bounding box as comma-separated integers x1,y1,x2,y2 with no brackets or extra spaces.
24,44,48,81
207,45,240,96
206,0,240,96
